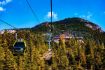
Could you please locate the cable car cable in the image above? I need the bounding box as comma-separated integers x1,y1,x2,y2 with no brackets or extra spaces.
0,18,19,39
0,19,17,29
25,0,40,23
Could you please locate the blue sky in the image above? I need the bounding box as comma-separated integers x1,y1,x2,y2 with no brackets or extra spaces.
0,0,105,31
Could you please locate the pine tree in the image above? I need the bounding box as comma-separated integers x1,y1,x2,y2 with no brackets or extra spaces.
0,46,5,69
57,35,69,69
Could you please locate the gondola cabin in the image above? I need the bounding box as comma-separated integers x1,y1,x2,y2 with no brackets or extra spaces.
13,39,26,56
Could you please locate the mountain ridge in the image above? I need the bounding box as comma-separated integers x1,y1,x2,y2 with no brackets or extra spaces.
31,17,105,44
32,17,103,32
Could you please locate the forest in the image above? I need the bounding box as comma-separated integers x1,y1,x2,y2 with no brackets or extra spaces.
0,30,105,70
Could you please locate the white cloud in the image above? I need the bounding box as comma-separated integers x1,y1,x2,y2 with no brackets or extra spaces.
0,0,12,5
86,14,92,19
86,12,92,19
0,0,12,12
0,7,5,11
46,11,58,19
0,1,5,5
6,0,12,3
79,12,93,19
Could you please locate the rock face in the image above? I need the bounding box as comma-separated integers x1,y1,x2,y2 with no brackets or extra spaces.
0,30,16,34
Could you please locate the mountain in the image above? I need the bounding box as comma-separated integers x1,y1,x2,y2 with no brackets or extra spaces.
32,17,105,44
32,17,103,32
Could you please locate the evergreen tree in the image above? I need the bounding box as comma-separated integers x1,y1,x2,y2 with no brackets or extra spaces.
0,46,5,69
